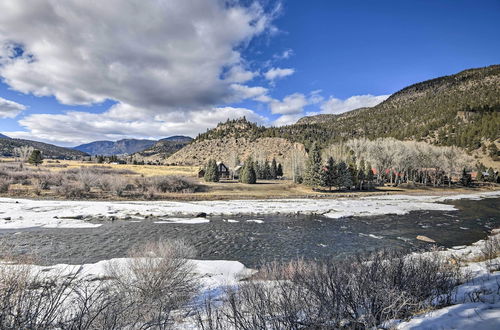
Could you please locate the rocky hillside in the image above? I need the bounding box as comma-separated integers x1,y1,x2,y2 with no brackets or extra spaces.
0,137,87,159
74,139,157,156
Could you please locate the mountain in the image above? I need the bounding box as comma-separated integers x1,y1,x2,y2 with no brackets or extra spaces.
0,138,87,159
168,65,499,166
136,136,193,159
289,65,500,150
74,139,157,156
0,133,10,139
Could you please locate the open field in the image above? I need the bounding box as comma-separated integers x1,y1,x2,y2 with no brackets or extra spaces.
1,159,499,201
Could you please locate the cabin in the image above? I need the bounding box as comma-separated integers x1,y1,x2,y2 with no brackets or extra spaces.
216,162,230,179
198,168,205,178
232,165,243,180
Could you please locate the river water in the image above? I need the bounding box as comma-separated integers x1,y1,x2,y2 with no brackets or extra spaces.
0,197,498,268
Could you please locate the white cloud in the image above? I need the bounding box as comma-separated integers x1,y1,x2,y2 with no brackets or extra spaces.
0,97,26,118
264,67,295,80
224,65,257,83
275,49,293,59
230,84,268,100
269,93,308,115
320,94,390,114
8,105,268,146
272,113,303,126
0,0,275,112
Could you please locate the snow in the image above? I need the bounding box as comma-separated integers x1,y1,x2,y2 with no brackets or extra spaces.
0,190,498,229
154,217,210,224
0,258,256,292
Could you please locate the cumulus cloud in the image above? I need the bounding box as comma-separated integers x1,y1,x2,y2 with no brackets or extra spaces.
320,94,390,114
268,93,308,115
0,97,26,118
8,105,268,146
264,67,295,81
0,0,274,112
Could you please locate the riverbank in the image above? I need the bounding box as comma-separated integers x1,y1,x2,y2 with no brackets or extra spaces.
1,190,499,230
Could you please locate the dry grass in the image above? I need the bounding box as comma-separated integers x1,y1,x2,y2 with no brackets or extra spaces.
46,159,198,177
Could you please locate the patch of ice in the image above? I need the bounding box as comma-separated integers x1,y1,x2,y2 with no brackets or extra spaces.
246,219,264,224
154,217,210,224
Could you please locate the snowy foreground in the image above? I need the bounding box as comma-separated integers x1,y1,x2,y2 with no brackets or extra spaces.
391,230,500,330
0,190,499,229
0,231,499,329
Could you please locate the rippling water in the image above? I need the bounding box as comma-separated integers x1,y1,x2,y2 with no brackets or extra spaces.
1,197,498,267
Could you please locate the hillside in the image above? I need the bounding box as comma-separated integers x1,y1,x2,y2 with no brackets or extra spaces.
137,136,193,159
153,65,500,168
164,119,306,175
74,139,157,156
0,134,10,139
286,65,500,150
0,138,87,159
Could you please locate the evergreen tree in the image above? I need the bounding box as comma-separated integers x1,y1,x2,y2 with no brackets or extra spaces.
476,170,484,182
303,142,323,187
487,167,496,182
204,159,219,182
270,158,278,179
28,150,43,166
240,157,257,184
254,161,263,179
321,156,336,191
348,162,358,190
337,161,352,190
460,168,472,187
365,162,375,187
276,163,283,178
263,160,271,180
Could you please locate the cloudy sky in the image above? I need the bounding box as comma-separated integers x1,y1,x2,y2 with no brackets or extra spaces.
0,0,499,146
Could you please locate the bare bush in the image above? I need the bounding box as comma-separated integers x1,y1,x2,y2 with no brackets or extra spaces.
196,250,462,329
0,177,10,193
107,239,199,328
54,181,87,199
145,175,202,193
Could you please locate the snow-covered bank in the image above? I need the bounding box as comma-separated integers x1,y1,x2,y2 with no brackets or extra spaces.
390,231,500,329
0,190,498,229
0,258,256,292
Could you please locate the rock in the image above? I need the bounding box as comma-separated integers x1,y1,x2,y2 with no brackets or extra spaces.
196,212,207,218
416,235,436,243
3,217,11,221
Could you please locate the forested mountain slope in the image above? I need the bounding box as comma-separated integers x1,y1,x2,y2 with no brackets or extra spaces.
0,138,87,159
288,65,500,150
164,65,500,166
74,139,157,156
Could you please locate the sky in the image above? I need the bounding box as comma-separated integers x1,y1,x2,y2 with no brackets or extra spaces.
0,0,499,147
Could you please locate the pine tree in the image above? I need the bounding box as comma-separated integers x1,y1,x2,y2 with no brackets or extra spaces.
254,161,263,179
204,159,219,182
240,157,257,184
263,160,271,180
476,170,484,182
276,163,283,178
270,158,278,179
366,162,375,188
321,156,336,191
337,161,352,190
303,142,323,187
28,150,43,166
460,168,472,187
487,167,496,182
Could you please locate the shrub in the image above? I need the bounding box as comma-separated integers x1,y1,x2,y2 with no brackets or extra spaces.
54,181,87,198
196,250,462,329
145,175,201,193
0,178,10,193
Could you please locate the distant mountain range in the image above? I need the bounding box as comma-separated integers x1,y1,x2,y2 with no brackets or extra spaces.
73,136,193,156
0,133,10,139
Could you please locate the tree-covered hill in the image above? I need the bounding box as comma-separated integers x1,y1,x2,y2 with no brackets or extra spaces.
287,65,500,150
0,138,88,159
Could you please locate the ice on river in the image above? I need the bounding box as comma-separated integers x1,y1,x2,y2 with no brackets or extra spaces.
0,190,498,229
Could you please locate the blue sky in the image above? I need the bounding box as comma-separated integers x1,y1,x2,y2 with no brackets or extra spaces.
0,0,498,146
